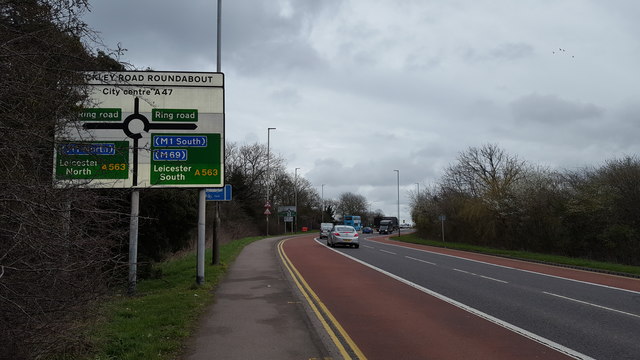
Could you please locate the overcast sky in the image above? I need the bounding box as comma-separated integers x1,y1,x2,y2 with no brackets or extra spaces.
83,0,640,223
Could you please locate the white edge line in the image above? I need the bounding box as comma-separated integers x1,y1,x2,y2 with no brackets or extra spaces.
544,292,640,319
368,239,640,295
314,238,595,360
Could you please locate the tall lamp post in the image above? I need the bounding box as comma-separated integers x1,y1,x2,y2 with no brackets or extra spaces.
266,127,276,235
394,169,400,236
321,184,325,223
294,167,300,232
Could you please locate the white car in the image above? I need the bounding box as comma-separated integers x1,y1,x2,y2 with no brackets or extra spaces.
327,225,359,248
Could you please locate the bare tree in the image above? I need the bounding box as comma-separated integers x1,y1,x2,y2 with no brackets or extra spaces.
439,144,527,246
443,144,525,200
336,192,368,219
1,1,127,358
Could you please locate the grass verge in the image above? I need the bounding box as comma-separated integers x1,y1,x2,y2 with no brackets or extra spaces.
86,236,263,360
393,233,640,277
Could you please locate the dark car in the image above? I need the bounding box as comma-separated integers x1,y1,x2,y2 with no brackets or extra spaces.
362,226,373,234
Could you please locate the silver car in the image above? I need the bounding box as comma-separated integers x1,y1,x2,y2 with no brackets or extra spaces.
327,225,360,248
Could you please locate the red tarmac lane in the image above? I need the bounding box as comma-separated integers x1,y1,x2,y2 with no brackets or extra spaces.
282,234,639,359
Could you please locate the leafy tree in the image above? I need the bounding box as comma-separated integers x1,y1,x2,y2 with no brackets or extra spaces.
411,144,640,266
561,156,640,263
324,203,337,222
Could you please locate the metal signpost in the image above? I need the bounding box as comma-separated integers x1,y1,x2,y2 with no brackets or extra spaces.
54,71,225,293
206,185,231,265
439,214,446,244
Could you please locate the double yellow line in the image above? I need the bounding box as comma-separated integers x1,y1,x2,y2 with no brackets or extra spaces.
277,238,367,360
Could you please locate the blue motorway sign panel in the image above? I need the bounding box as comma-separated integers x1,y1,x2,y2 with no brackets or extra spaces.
206,184,232,201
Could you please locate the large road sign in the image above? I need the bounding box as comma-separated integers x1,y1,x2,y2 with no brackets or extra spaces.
53,71,224,188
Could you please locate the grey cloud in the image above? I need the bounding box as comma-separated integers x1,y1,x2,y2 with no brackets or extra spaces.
461,42,534,63
509,94,604,124
269,87,302,105
222,0,338,76
85,0,218,70
490,42,534,60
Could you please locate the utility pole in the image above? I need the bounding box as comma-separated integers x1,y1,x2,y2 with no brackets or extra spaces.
266,127,276,235
321,184,325,223
294,167,300,232
394,169,400,237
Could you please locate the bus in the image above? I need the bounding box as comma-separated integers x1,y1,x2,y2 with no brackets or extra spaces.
343,215,362,231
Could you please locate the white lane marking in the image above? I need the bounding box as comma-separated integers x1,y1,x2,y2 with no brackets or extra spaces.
379,249,397,255
315,238,593,360
405,256,437,266
544,292,640,319
362,245,375,249
453,268,509,284
478,275,509,283
367,239,640,295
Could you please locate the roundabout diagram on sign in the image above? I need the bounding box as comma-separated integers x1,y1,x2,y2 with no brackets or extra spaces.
83,97,198,186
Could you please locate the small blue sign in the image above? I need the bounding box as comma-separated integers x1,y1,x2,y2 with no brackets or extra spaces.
153,135,208,147
206,184,232,201
152,149,188,161
61,143,115,155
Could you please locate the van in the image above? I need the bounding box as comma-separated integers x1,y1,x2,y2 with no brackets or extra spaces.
319,223,334,239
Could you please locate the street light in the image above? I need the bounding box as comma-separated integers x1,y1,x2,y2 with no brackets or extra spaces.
294,167,300,233
321,184,325,223
266,127,276,235
394,169,400,237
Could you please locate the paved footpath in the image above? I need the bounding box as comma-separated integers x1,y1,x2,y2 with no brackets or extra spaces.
182,236,332,360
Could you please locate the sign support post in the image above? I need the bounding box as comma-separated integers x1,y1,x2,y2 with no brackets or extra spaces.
205,185,230,265
197,189,206,285
439,214,446,246
212,202,220,265
128,190,140,295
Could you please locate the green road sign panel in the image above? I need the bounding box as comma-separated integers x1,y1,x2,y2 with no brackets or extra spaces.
152,109,198,122
55,141,129,179
150,133,221,186
79,108,122,121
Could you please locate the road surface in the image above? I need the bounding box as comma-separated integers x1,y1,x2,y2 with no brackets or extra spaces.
281,233,640,359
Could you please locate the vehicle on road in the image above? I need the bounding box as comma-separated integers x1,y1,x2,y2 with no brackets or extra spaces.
374,216,398,233
343,215,362,230
378,219,396,234
327,225,359,248
362,226,373,234
320,222,334,239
